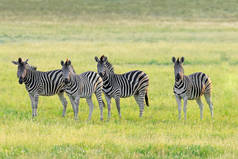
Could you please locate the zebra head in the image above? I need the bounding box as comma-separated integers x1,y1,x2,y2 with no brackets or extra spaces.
12,58,29,84
61,59,74,84
95,55,108,77
172,57,184,82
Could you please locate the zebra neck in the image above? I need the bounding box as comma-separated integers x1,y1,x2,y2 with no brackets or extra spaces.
102,72,113,88
23,69,35,85
67,75,78,87
174,75,189,89
175,78,185,88
102,72,113,81
105,61,114,74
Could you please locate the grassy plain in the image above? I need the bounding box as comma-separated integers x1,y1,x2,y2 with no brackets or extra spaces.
0,0,238,158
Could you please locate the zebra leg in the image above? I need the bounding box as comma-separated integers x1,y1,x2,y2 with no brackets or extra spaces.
95,92,104,121
204,93,213,118
196,97,204,120
68,95,77,120
115,97,121,119
29,94,35,117
86,97,94,121
134,93,145,117
74,96,80,119
183,97,188,120
105,95,112,120
175,95,182,120
33,94,39,117
58,92,67,117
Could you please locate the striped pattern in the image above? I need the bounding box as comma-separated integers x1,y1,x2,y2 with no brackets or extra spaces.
23,69,65,96
172,57,213,120
22,69,67,117
62,61,104,120
173,72,212,100
95,55,149,119
12,58,68,117
103,70,149,98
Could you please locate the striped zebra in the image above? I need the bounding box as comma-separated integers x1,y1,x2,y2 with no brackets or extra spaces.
61,59,104,120
95,55,149,119
12,58,68,117
172,57,213,120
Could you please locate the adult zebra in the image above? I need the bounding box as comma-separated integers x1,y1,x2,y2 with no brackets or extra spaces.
172,57,213,120
95,55,149,119
60,59,104,120
12,58,68,117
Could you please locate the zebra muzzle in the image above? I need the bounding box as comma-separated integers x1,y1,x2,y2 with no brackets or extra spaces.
19,77,23,84
176,74,180,81
63,79,69,84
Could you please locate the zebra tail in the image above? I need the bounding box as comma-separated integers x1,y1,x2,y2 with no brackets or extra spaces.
145,91,149,107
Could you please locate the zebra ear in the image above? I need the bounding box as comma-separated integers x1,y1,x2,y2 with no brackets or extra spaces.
24,59,29,64
12,61,18,65
103,56,107,62
68,60,71,65
61,60,64,66
95,56,99,62
18,57,22,63
172,57,176,63
180,57,184,63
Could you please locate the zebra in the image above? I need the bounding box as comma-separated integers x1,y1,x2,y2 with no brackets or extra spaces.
172,57,213,120
60,59,104,120
12,58,68,117
95,55,149,119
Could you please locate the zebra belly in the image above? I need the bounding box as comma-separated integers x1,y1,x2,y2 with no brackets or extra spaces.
38,91,60,96
66,86,93,98
120,94,133,98
38,86,64,96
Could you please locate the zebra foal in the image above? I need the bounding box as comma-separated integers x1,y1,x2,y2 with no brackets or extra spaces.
60,59,104,120
95,55,149,119
12,58,67,117
172,57,213,120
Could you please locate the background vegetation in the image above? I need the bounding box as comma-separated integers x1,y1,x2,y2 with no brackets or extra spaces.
0,0,238,158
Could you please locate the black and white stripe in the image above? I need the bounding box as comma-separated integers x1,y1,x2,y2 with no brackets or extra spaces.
95,55,149,119
23,69,65,96
174,72,212,99
12,58,67,117
172,57,213,120
61,60,104,120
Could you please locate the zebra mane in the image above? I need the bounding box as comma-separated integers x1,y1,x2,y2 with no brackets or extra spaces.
69,64,76,74
25,64,37,71
105,61,114,73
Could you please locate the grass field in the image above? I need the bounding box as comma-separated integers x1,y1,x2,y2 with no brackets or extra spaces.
1,0,238,158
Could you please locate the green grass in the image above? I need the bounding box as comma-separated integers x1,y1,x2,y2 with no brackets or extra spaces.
0,0,238,158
